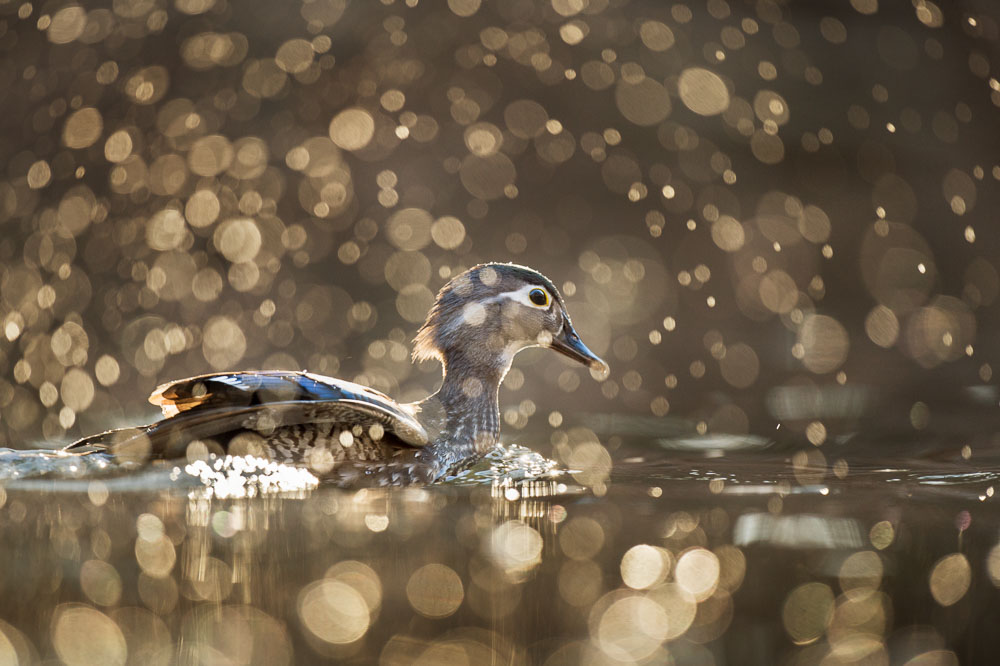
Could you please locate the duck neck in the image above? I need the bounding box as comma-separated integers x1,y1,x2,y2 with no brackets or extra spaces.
429,348,511,458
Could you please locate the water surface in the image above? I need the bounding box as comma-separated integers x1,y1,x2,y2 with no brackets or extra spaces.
1,419,998,665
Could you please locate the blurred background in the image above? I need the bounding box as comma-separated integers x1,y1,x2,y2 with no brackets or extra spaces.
3,2,1000,665
2,0,998,450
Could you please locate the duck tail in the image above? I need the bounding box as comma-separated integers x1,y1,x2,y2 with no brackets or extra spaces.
62,425,153,455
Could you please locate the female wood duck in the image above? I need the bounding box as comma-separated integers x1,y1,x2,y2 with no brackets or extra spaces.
67,263,608,485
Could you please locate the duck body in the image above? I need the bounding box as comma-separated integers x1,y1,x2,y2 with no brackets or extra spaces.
66,263,607,485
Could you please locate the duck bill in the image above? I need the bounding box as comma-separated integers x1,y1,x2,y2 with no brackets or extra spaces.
550,325,610,377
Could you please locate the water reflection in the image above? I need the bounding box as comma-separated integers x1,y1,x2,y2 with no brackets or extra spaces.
1,437,998,663
3,0,1000,662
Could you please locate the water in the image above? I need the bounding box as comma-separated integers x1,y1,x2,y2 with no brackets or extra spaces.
3,0,999,661
1,422,998,665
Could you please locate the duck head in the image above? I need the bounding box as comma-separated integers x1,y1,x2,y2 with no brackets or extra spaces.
413,263,609,380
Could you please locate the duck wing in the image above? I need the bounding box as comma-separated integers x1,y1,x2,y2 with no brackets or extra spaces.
151,371,425,442
64,371,428,457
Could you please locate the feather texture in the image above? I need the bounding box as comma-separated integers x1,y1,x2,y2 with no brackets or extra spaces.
64,263,605,486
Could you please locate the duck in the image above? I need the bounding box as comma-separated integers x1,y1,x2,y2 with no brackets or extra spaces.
65,263,608,485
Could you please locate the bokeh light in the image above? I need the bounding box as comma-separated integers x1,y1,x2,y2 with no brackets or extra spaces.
0,0,998,662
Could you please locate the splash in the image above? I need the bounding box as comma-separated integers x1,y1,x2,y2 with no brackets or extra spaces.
444,443,562,485
179,455,319,499
0,447,117,481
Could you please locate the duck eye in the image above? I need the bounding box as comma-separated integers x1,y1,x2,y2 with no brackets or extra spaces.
529,288,549,307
